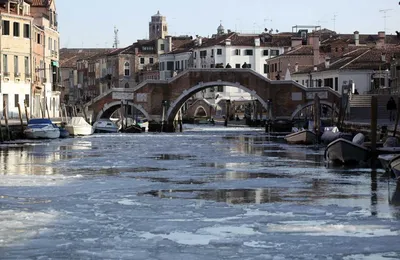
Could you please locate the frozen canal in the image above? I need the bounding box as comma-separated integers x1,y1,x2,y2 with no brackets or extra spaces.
1,125,400,259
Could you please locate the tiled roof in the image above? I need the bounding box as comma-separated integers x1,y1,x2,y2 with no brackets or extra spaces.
60,48,113,68
31,0,51,7
286,45,314,55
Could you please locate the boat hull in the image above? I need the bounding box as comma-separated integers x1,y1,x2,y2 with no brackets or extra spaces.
389,155,400,180
24,128,60,139
284,130,316,145
325,138,371,164
64,125,94,136
94,127,119,133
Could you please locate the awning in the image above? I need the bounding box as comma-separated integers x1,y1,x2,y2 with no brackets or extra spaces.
52,61,59,67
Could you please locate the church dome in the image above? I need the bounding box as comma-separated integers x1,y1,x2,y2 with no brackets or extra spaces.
217,24,224,31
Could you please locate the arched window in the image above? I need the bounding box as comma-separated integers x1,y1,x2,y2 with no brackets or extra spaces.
124,62,130,76
125,82,129,88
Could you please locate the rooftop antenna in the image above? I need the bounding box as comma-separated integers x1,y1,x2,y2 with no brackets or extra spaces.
113,26,119,49
332,14,338,32
379,9,393,32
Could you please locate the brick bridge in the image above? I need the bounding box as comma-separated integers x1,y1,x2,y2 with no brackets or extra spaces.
88,69,340,128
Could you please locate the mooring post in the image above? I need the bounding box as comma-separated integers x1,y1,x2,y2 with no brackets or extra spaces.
0,116,4,142
393,97,400,137
39,101,45,118
371,96,378,156
224,100,230,127
313,94,321,143
17,103,24,134
24,102,30,122
45,102,50,120
179,108,183,133
3,101,10,141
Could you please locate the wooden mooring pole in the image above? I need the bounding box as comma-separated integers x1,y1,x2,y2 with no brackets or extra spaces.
393,97,400,137
0,116,3,142
313,94,321,143
17,103,24,134
370,96,378,156
24,103,30,122
3,101,10,141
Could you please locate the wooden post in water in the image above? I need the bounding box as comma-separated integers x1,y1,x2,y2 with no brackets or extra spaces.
17,103,24,134
45,102,50,120
3,101,10,141
393,97,400,137
39,101,45,118
0,116,4,142
370,96,378,156
313,94,321,143
82,105,88,123
224,100,230,127
178,108,183,132
24,103,29,122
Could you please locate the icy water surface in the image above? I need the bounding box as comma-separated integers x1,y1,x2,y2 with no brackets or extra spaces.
1,125,400,259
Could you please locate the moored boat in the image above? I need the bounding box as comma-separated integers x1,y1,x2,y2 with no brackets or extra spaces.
378,154,396,172
64,117,94,136
93,119,119,133
24,118,60,139
324,137,371,164
284,130,316,145
389,154,400,180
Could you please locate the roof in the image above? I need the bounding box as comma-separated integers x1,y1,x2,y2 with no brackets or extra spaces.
293,45,400,74
59,48,113,68
31,0,51,7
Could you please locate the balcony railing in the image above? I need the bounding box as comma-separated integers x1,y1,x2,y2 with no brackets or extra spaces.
14,72,21,78
3,72,10,77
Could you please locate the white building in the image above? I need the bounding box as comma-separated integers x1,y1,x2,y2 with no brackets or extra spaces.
159,24,289,102
290,47,397,94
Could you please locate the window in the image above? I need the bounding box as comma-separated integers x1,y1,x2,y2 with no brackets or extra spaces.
160,44,165,51
235,64,241,68
324,78,333,88
23,24,30,38
217,86,224,92
37,33,41,44
149,57,154,64
54,39,57,51
24,57,29,75
200,50,207,57
235,49,241,55
25,94,29,107
247,64,252,69
3,55,8,73
217,49,222,55
124,83,129,88
167,61,174,70
2,20,10,35
140,58,145,64
15,94,19,107
14,56,18,74
263,64,269,74
124,61,130,76
175,61,179,70
334,77,338,91
263,50,269,56
48,37,52,50
211,49,214,57
270,50,280,56
245,49,253,56
13,22,20,37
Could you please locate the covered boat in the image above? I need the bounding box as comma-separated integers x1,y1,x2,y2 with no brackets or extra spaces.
389,154,400,180
93,119,119,133
324,134,371,164
284,130,316,145
24,118,60,139
64,117,94,136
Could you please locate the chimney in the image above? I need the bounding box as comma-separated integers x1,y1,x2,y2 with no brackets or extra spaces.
377,31,385,48
254,38,260,47
198,37,202,46
168,36,172,52
325,57,331,69
311,34,320,66
294,62,299,72
135,48,139,55
314,65,318,71
354,31,359,46
291,37,303,47
225,39,231,46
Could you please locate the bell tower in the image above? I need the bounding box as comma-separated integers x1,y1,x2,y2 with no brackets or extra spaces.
149,11,168,40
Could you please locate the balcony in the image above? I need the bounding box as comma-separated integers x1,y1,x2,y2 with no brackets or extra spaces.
3,72,10,77
14,72,21,78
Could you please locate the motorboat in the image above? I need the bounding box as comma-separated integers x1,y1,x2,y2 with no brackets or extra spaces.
389,154,400,180
58,126,70,138
324,134,371,164
64,117,94,136
284,129,316,145
93,119,119,133
378,154,396,172
24,118,60,139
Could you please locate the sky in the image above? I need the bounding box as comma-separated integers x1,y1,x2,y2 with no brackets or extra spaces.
57,0,400,49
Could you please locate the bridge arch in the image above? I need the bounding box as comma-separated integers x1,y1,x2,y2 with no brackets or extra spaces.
96,101,152,122
194,106,208,117
166,81,269,121
290,100,340,120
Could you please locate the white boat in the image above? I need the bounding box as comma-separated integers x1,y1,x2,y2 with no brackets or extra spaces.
324,137,371,164
64,117,94,136
284,130,316,145
93,119,119,133
379,154,397,172
24,118,60,139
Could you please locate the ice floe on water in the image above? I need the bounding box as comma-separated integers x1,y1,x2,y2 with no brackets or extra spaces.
1,127,400,259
